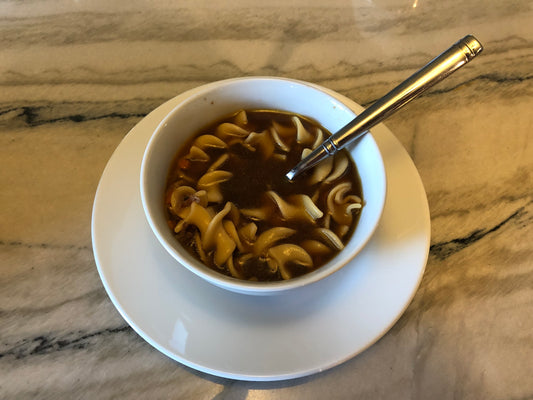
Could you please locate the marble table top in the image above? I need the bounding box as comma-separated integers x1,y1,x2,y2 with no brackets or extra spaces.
1,0,532,398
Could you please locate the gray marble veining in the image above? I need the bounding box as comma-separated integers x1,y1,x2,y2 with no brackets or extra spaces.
1,0,532,399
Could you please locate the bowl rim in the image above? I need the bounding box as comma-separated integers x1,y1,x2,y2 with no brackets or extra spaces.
140,76,387,295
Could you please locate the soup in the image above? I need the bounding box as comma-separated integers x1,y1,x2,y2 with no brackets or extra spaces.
165,110,363,281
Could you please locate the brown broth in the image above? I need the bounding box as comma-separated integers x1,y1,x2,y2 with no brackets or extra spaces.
165,110,363,281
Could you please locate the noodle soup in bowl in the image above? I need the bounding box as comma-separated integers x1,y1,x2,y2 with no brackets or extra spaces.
140,77,386,295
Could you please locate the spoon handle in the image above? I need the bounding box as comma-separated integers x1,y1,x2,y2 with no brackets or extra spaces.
286,35,483,180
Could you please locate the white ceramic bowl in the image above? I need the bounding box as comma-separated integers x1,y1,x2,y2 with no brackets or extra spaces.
140,77,386,295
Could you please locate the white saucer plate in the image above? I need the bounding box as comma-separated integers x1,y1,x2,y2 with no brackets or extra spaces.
91,83,430,381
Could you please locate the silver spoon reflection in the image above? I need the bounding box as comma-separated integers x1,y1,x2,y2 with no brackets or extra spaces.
286,35,483,181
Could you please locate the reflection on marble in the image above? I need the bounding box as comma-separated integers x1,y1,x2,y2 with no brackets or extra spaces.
1,0,532,398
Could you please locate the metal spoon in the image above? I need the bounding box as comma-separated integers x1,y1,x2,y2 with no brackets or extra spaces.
286,34,483,181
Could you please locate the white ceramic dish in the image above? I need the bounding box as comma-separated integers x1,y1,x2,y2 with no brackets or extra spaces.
140,77,386,295
91,79,430,381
